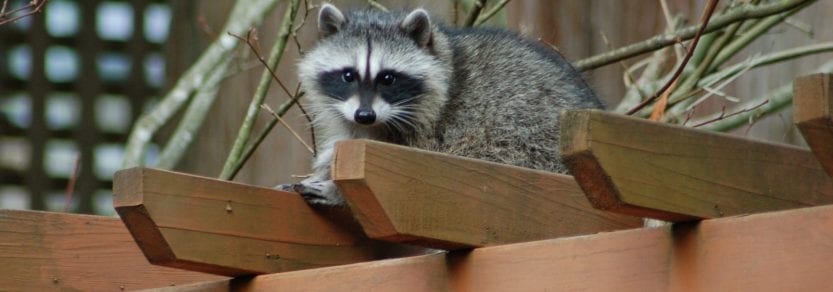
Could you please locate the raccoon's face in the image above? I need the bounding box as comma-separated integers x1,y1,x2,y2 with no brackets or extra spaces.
298,5,448,134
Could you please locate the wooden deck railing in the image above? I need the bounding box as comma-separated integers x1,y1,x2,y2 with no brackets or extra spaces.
2,74,832,291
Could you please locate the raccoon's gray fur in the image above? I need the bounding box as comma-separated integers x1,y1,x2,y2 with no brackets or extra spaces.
280,4,603,206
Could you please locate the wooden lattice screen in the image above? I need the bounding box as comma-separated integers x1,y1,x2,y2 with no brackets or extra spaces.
0,0,170,214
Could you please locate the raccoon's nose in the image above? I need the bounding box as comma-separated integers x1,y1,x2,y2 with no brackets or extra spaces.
354,109,376,125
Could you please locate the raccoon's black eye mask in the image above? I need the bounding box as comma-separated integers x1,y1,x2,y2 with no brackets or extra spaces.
317,66,426,104
318,68,357,101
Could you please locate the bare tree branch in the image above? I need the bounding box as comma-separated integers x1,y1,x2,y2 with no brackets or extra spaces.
464,0,486,27
626,0,721,115
219,0,301,180
575,0,817,71
689,60,833,132
474,0,510,25
367,0,388,12
0,0,46,26
123,0,282,168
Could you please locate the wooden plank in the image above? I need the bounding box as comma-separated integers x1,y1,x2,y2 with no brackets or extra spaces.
794,73,833,177
331,139,641,250
0,209,224,291
113,167,424,277
152,204,833,291
560,109,833,221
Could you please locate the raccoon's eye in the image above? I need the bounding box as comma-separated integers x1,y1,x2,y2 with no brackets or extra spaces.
378,73,396,86
342,70,356,83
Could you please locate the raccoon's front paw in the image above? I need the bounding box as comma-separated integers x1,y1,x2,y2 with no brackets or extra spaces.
275,183,296,193
276,180,344,207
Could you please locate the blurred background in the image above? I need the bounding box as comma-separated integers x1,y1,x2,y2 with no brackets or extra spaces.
1,0,831,215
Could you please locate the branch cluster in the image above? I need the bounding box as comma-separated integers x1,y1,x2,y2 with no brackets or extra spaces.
602,0,830,132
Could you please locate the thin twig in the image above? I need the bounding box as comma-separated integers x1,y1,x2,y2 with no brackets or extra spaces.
292,85,315,154
474,0,510,25
613,48,669,113
626,0,720,115
1,0,9,16
0,0,47,26
197,15,216,39
668,4,748,110
261,104,314,154
692,99,768,127
227,91,305,180
464,0,486,27
784,17,813,37
574,0,817,71
63,153,81,213
292,0,314,55
700,42,833,91
659,0,684,60
600,31,639,93
660,43,833,121
691,60,833,132
452,0,460,26
229,29,293,97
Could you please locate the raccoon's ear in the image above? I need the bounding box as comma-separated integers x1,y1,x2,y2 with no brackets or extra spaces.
318,4,346,37
401,9,432,48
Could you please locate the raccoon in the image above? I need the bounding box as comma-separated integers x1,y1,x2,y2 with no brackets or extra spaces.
280,4,603,206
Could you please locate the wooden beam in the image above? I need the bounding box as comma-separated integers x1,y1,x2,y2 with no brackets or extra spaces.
113,167,424,277
794,73,833,177
331,139,641,250
151,204,833,291
0,209,224,291
560,109,833,221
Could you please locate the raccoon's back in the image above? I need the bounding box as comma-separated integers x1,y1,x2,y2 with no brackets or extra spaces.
429,26,603,173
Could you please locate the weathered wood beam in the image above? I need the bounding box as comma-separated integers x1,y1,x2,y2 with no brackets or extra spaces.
331,139,642,250
794,73,833,177
0,209,224,291
149,204,833,291
113,167,424,277
560,109,833,221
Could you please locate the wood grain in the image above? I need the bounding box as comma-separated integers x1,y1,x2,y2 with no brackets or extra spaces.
794,73,833,178
0,209,224,291
331,139,641,250
113,167,424,277
150,204,833,291
560,109,833,221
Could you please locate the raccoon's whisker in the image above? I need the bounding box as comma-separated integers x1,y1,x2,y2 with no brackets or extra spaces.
392,96,422,106
389,113,418,131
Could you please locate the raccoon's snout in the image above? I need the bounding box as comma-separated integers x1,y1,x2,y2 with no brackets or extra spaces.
354,109,376,125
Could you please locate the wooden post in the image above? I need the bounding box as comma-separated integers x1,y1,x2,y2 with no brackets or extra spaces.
152,204,833,291
332,139,641,250
794,73,833,177
0,209,223,291
113,167,425,277
560,109,833,221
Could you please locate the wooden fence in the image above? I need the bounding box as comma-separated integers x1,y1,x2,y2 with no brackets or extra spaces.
2,74,833,290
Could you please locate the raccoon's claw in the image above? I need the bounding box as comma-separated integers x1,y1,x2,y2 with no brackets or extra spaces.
275,180,344,207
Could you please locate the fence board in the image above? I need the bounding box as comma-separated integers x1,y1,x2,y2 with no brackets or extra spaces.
560,109,833,221
794,73,833,178
113,167,425,277
147,204,833,291
332,139,641,250
0,209,223,291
